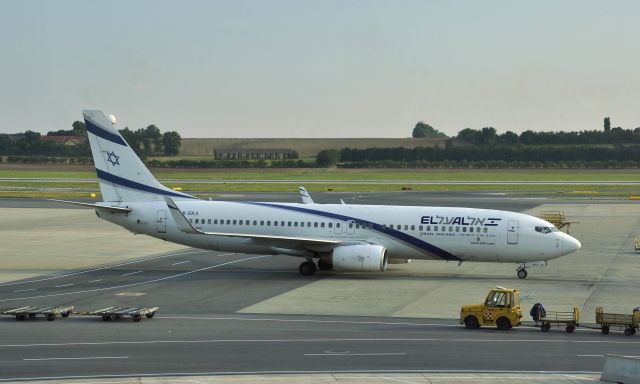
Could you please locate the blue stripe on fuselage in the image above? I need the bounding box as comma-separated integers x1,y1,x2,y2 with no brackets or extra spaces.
246,202,461,261
96,169,196,199
85,119,127,146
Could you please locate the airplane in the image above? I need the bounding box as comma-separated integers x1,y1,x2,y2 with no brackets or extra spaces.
56,110,581,279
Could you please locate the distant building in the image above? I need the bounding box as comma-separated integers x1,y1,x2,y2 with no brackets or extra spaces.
40,136,84,146
213,148,296,160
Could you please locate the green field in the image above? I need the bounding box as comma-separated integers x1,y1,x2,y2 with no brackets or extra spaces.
1,165,640,199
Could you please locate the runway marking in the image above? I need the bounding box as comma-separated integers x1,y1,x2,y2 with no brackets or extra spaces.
88,279,102,283
0,370,602,383
12,288,36,293
2,336,639,348
23,356,129,361
304,352,407,356
121,271,143,277
579,354,640,358
0,249,209,287
171,260,191,265
0,253,264,303
53,284,74,288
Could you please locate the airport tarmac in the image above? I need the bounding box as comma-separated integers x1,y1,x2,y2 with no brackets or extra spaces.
1,192,639,382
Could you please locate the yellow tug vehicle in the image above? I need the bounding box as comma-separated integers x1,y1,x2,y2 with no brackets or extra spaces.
460,287,523,330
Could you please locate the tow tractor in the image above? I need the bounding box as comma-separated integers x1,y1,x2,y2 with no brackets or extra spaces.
460,287,522,330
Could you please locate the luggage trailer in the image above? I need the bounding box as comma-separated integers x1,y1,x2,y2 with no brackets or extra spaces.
80,306,159,322
0,306,74,321
1,305,158,322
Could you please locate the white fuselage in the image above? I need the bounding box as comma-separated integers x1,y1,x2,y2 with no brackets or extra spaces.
98,200,578,263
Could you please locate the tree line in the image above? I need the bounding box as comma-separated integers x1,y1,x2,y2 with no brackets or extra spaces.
0,121,181,158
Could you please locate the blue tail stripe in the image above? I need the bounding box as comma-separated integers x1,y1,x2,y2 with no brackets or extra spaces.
96,169,196,199
85,119,127,146
247,202,461,261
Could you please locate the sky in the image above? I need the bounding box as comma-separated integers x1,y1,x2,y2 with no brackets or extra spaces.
0,0,639,138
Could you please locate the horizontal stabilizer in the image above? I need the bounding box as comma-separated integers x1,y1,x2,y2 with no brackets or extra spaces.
49,199,131,213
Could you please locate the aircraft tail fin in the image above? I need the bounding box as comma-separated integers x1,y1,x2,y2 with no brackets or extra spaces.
83,110,195,202
298,186,315,204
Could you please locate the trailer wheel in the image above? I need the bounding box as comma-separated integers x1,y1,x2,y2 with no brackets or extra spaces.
16,314,26,321
601,325,609,334
566,324,575,333
146,312,155,319
102,315,112,322
496,317,512,331
61,311,70,318
132,314,142,322
541,323,551,332
464,315,479,329
625,327,634,336
46,314,56,321
28,314,36,318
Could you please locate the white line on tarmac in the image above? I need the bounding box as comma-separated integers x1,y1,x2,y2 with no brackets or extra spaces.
120,271,143,277
171,261,191,265
23,356,129,361
304,352,407,356
88,279,102,283
0,249,209,287
54,284,74,288
2,336,639,349
12,288,36,293
0,253,265,303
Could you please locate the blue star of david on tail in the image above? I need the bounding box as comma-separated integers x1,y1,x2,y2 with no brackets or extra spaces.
106,151,120,166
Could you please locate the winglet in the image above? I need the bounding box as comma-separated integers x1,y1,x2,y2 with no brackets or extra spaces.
298,186,314,204
164,196,201,234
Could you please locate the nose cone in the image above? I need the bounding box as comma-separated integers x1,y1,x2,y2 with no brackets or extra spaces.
563,234,582,255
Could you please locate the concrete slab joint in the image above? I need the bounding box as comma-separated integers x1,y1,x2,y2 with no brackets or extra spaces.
602,354,640,384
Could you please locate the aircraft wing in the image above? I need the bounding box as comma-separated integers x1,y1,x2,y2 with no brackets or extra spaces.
298,186,314,204
164,196,339,246
49,199,132,213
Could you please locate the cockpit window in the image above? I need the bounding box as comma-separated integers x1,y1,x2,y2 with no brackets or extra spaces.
535,226,557,234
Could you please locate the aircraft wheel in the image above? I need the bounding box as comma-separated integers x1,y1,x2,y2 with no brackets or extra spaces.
299,261,317,276
517,269,528,279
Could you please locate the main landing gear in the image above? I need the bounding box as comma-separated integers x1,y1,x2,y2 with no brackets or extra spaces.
516,267,528,279
299,260,317,276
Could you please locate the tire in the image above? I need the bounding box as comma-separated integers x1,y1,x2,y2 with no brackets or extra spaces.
464,315,480,329
16,314,26,321
601,325,609,334
625,327,633,336
517,269,528,279
132,314,142,322
102,315,112,322
299,261,317,276
61,311,70,318
46,314,56,321
146,312,155,319
496,317,512,331
566,324,575,333
541,323,551,332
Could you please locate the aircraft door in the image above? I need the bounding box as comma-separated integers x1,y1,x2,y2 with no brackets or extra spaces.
156,210,167,233
346,220,356,235
507,220,518,244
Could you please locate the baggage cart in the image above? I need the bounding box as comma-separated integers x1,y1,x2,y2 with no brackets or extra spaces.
0,305,74,321
538,306,580,333
80,306,159,322
595,307,640,336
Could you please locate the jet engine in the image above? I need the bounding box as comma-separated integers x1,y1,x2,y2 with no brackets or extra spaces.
331,244,388,272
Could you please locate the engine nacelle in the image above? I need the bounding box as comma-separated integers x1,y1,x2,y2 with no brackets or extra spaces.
331,244,388,272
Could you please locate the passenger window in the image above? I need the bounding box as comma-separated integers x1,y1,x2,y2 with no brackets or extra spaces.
469,227,473,233
349,223,354,229
404,225,408,230
274,221,278,226
189,219,193,223
294,222,298,227
336,223,341,228
267,221,271,226
233,220,236,225
288,221,292,227
314,222,318,228
195,219,199,224
411,225,415,231
308,222,312,227
321,222,325,228
253,220,257,225
455,227,459,232
476,227,480,233
246,220,250,225
483,227,488,233
328,223,333,228
214,219,218,225
462,227,466,232
433,226,437,232
260,220,264,226
226,220,231,225
449,226,453,232
441,226,446,231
